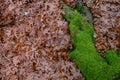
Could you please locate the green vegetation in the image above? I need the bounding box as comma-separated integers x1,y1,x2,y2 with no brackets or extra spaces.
63,6,120,80
74,3,93,24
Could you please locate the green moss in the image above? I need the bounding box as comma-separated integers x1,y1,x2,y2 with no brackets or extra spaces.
74,4,93,24
63,6,120,80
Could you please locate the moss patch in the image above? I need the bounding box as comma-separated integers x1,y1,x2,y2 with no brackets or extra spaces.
63,6,120,80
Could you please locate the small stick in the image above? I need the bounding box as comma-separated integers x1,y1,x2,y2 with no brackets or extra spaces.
0,19,14,27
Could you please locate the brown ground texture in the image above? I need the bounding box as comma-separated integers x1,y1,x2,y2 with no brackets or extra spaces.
0,0,120,80
0,0,84,80
83,0,120,53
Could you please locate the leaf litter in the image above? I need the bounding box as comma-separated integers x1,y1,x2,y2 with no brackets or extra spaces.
83,0,120,53
0,0,84,80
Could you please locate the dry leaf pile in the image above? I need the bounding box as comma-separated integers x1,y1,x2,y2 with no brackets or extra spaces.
63,0,78,7
0,0,84,80
83,0,120,53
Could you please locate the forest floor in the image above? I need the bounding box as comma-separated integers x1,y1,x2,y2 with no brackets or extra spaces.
0,0,84,80
0,0,119,80
83,0,120,54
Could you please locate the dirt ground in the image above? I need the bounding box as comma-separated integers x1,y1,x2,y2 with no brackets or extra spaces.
0,0,84,80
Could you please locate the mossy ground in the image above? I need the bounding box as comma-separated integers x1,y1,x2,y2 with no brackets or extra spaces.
63,6,120,80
